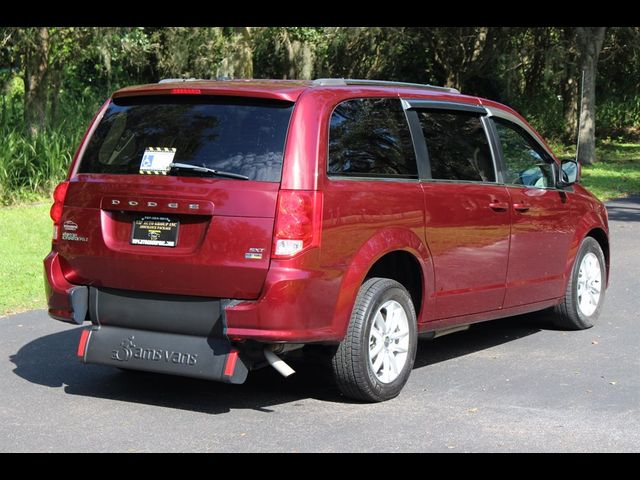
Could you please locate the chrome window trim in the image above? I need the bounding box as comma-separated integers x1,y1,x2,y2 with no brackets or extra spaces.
402,99,487,115
488,110,559,189
326,174,420,183
484,106,557,162
326,97,420,181
420,178,502,186
403,100,498,184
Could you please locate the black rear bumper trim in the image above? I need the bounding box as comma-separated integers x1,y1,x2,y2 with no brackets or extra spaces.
68,286,89,325
89,287,224,337
82,325,248,384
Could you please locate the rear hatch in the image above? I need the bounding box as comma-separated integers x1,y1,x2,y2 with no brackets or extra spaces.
58,94,294,298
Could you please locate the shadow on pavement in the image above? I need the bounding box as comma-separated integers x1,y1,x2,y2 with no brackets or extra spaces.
10,314,550,412
9,327,340,414
414,313,545,368
606,196,640,223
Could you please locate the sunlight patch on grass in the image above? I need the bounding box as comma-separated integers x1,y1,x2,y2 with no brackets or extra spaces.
0,203,51,316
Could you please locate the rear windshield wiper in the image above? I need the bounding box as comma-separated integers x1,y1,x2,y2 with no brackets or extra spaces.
168,162,249,180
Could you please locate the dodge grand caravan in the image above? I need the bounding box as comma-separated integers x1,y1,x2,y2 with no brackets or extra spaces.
44,78,609,402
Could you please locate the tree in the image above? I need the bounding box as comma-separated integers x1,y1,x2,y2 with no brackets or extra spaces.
22,27,50,136
575,27,606,164
1,27,94,135
558,28,579,142
152,27,225,80
217,27,253,79
424,27,495,91
253,27,326,80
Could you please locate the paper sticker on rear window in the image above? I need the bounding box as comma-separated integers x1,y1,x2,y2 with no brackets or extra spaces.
139,147,176,175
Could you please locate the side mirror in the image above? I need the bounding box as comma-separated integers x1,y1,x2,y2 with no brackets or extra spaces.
559,159,579,186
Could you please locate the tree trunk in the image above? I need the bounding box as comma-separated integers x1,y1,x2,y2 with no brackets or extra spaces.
217,27,252,79
281,30,315,80
23,27,50,136
235,27,253,78
98,28,113,92
576,27,606,165
524,28,550,98
48,68,61,125
560,28,579,142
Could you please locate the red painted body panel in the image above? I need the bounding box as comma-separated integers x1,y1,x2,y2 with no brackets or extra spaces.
503,187,576,307
561,184,610,286
44,80,610,345
43,251,76,321
113,80,309,103
58,175,278,298
320,179,432,336
422,183,511,318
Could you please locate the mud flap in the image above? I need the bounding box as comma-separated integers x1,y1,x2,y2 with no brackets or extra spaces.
79,326,248,384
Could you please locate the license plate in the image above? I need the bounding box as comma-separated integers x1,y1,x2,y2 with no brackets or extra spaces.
131,216,179,247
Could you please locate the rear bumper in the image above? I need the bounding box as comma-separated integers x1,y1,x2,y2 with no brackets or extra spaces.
44,251,344,343
46,254,250,382
224,264,343,343
43,251,88,324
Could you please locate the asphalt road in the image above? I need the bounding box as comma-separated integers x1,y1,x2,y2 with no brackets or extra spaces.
2,197,639,452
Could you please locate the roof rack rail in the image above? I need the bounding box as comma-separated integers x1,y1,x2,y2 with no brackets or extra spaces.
312,78,460,94
158,77,237,84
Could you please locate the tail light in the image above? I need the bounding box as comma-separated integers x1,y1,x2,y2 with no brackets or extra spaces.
272,190,323,258
50,181,70,241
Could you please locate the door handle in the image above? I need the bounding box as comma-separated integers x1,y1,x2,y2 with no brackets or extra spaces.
489,201,509,212
513,203,530,212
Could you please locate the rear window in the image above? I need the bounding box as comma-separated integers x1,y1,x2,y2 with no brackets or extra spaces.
78,95,294,182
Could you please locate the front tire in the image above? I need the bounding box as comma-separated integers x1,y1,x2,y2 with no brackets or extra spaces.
331,277,418,402
553,237,607,330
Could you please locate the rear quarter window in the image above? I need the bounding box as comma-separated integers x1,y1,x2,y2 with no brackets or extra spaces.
78,96,294,182
328,98,418,178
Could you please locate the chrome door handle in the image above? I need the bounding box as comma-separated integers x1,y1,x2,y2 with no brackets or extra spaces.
513,203,530,212
489,201,509,212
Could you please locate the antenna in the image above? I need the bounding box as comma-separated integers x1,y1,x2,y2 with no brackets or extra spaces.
575,69,585,164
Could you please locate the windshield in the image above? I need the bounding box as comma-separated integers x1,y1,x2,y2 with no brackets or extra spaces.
78,95,294,182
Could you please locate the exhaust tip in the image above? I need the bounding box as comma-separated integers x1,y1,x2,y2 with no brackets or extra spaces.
263,348,296,378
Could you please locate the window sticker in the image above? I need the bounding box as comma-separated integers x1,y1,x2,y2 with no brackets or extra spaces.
139,147,177,175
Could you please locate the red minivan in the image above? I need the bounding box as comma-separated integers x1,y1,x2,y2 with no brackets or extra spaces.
44,78,609,402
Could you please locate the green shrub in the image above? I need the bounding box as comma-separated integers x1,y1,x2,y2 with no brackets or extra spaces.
0,91,101,205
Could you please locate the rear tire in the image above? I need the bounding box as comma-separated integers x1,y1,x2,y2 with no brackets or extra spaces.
552,237,606,330
331,277,418,402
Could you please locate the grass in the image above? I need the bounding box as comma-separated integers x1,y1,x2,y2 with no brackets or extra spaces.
0,203,51,316
549,140,640,202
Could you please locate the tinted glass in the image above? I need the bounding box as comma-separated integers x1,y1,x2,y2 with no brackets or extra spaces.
79,96,294,182
494,119,555,188
417,110,495,182
328,98,417,178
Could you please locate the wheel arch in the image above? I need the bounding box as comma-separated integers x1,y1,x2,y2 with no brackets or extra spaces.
564,210,610,291
365,250,424,318
585,227,610,287
329,227,435,341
